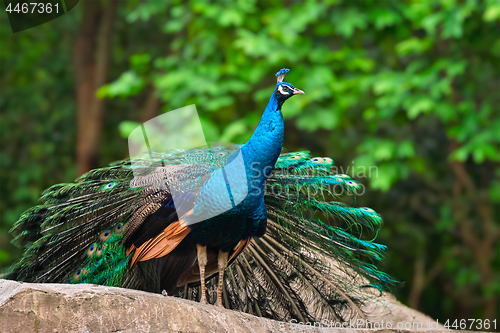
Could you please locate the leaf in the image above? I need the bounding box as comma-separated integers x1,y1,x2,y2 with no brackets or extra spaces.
435,102,456,121
373,141,396,161
407,97,434,119
442,8,466,39
118,121,140,139
370,8,402,30
331,8,367,38
199,117,220,143
369,164,399,192
97,71,145,98
421,12,444,36
446,60,467,77
397,141,415,158
130,54,151,74
373,75,398,95
204,96,234,111
436,206,454,232
219,119,248,143
126,1,167,22
473,144,499,163
296,108,339,131
0,249,10,264
483,3,500,22
450,146,469,162
218,8,243,27
363,108,376,120
396,38,432,55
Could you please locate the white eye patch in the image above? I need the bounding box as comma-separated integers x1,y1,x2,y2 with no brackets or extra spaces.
278,85,290,95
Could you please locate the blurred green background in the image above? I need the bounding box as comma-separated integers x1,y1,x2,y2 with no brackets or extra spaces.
1,0,499,326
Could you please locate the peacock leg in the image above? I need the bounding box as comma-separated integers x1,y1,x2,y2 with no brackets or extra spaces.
215,251,229,307
196,244,208,304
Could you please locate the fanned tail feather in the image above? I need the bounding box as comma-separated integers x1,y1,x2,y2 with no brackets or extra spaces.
6,148,394,324
177,151,395,322
5,163,148,285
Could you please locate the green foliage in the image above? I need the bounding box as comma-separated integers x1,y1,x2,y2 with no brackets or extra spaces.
1,0,498,324
97,71,145,98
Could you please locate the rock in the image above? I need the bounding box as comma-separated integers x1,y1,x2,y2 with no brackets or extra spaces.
0,279,447,333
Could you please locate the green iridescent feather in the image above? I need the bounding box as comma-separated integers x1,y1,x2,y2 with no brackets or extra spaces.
6,147,395,323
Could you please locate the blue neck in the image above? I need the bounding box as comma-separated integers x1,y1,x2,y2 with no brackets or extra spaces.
241,92,284,191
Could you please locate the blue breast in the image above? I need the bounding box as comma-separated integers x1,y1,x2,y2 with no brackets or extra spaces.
188,92,285,252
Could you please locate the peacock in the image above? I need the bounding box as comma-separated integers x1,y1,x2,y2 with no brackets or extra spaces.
5,68,394,323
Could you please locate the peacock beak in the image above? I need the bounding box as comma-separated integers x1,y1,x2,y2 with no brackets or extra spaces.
293,88,305,95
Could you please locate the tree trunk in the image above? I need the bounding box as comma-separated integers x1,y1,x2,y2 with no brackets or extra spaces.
73,0,118,175
449,140,498,322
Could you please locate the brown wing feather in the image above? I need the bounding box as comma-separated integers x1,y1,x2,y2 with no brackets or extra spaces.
127,210,193,267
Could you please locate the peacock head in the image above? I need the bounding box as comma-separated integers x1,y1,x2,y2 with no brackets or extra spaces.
274,68,304,103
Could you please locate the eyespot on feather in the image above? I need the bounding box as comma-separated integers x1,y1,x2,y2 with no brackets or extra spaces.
73,269,82,281
114,223,124,235
100,230,112,242
335,174,350,178
102,182,116,190
96,245,103,257
87,244,97,257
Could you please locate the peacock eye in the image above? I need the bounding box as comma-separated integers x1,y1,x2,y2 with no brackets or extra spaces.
100,230,112,242
102,182,116,190
277,85,291,95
